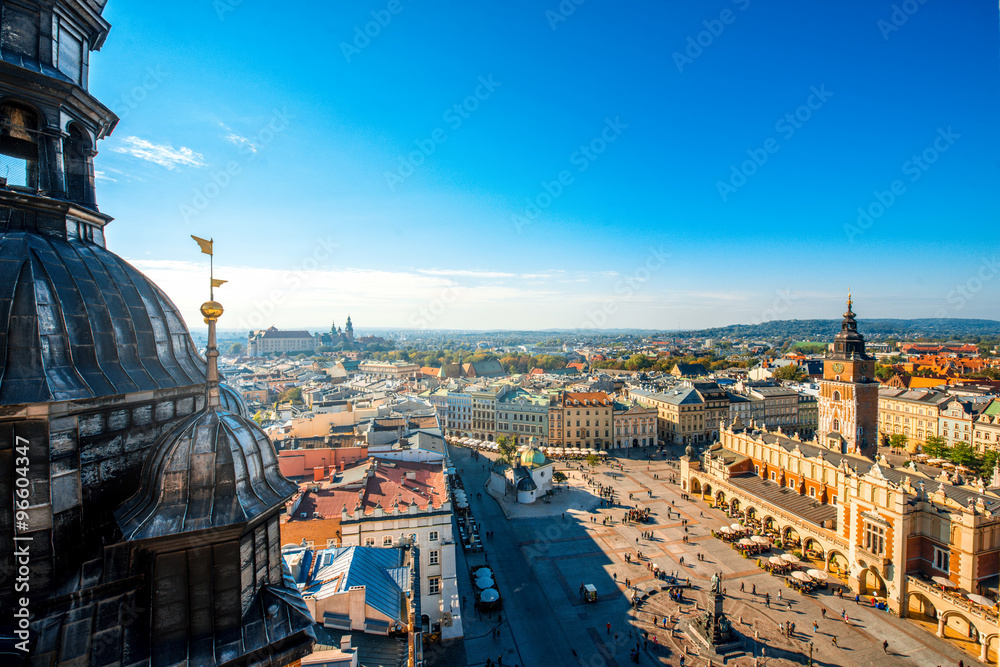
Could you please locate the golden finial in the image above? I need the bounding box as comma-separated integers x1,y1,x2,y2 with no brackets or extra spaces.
847,287,852,309
193,235,226,407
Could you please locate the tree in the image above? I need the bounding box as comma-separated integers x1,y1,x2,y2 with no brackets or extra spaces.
979,449,1000,479
772,364,808,382
552,471,567,484
496,436,517,466
316,344,333,353
874,364,894,381
949,442,981,468
922,435,949,458
586,453,599,468
276,387,303,405
227,342,245,355
888,433,908,452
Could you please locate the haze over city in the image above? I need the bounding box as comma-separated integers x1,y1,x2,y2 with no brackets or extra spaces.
88,1,1000,331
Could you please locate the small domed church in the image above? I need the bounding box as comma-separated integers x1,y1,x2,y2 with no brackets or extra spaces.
496,437,555,504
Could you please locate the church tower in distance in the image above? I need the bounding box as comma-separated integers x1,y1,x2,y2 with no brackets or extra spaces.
817,295,879,459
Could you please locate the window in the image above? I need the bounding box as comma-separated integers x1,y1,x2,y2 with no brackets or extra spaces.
864,522,885,556
809,487,816,498
428,577,440,595
429,550,439,565
0,103,39,188
365,537,375,546
382,536,393,546
429,530,439,542
932,546,950,572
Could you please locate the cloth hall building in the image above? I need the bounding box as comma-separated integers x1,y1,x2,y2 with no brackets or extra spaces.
681,298,1000,663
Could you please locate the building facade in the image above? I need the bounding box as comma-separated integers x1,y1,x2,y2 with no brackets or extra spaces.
249,326,318,355
878,388,950,450
496,388,549,446
557,392,614,449
612,399,658,448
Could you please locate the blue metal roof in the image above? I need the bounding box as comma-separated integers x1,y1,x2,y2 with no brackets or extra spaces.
301,546,409,624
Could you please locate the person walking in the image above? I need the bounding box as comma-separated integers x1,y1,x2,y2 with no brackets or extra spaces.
607,622,611,635
883,639,889,654
831,636,838,648
813,621,819,633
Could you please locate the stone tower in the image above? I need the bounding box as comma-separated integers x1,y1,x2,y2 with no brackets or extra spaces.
0,3,314,663
817,295,879,458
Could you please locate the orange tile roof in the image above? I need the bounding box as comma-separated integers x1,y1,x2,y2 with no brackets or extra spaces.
289,459,447,520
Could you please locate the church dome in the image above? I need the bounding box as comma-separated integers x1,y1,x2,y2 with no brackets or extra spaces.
0,232,206,405
520,447,546,467
115,406,297,541
219,382,251,418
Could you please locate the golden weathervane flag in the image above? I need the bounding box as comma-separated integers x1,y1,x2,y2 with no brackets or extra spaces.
211,279,227,288
191,235,213,255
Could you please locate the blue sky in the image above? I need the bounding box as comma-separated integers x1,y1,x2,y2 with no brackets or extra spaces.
91,0,1000,331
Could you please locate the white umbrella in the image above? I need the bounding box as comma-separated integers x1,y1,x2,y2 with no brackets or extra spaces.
719,526,731,534
769,556,783,565
599,450,608,455
456,500,469,509
932,576,955,588
480,588,500,603
751,535,769,544
730,523,742,531
806,569,828,581
967,593,995,607
792,571,812,582
738,538,754,547
780,554,800,564
475,567,492,577
476,576,495,589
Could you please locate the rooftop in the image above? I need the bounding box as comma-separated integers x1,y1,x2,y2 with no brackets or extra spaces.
291,458,448,519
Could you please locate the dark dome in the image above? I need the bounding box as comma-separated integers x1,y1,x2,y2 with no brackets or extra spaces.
115,407,297,541
0,232,206,405
220,382,251,418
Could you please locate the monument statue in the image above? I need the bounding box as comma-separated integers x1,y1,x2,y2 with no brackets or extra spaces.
711,572,721,595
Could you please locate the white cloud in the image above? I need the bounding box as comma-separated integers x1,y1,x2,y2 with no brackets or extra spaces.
94,170,116,183
111,136,205,170
223,132,257,153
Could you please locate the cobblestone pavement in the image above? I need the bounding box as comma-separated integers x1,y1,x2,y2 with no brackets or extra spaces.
448,445,983,667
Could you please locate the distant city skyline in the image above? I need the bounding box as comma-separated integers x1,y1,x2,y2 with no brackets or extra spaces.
92,2,1000,331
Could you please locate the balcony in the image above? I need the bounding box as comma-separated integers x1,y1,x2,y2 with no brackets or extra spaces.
855,544,891,568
